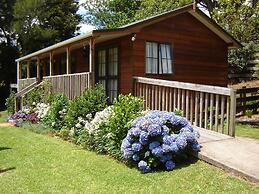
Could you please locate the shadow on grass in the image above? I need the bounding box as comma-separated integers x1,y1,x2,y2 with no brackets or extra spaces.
0,167,16,174
174,156,198,170
0,147,11,151
119,154,199,173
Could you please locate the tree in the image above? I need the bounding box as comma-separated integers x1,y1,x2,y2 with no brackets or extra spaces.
83,0,141,29
0,0,16,44
135,0,192,20
13,0,81,54
212,0,259,43
83,0,223,28
212,0,259,79
0,0,18,111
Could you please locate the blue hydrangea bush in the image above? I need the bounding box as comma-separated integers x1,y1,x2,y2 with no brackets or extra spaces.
121,110,200,173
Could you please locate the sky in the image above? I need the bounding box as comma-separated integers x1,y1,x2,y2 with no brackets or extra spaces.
77,0,95,34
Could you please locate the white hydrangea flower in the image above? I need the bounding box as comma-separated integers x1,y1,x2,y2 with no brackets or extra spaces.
69,128,75,137
85,106,115,134
75,123,82,129
23,107,31,114
34,103,50,119
51,122,55,127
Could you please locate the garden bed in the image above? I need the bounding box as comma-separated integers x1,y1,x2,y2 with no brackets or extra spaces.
6,83,201,173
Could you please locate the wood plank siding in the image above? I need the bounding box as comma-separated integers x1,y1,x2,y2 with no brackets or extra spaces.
26,12,229,96
90,12,229,95
132,12,228,88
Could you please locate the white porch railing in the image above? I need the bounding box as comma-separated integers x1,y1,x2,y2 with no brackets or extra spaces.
43,72,92,100
18,78,37,91
133,77,236,137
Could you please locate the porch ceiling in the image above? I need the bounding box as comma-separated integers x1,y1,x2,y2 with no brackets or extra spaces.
16,31,131,63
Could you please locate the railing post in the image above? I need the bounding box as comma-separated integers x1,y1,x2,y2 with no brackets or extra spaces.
132,77,136,96
229,89,236,137
17,61,21,92
50,52,53,76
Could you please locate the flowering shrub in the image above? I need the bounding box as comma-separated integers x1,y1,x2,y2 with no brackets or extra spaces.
66,114,92,143
65,85,107,129
121,110,200,173
8,111,39,126
79,106,115,149
84,94,144,158
33,103,50,119
42,93,69,130
23,80,50,107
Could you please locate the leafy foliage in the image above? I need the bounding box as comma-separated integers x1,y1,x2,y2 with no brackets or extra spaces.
5,91,16,114
135,0,191,20
0,43,18,111
42,93,69,130
228,42,259,81
212,0,259,43
13,0,81,54
86,94,144,159
23,80,51,107
212,0,259,76
0,0,16,44
83,0,141,28
65,85,107,129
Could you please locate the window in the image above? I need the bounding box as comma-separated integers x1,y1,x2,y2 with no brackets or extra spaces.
97,47,118,103
146,42,173,74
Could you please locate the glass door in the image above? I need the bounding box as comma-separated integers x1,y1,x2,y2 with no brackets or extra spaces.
97,47,118,102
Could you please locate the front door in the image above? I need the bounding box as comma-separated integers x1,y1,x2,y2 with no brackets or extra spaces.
96,47,118,102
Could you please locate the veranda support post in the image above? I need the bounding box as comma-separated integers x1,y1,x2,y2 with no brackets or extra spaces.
37,57,40,81
66,46,71,74
89,37,95,87
27,61,30,78
17,61,21,92
49,52,53,76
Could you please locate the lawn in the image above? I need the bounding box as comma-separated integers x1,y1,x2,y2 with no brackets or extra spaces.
0,126,259,193
236,124,259,139
0,111,8,123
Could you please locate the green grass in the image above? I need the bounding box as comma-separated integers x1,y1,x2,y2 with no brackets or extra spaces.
0,126,258,193
236,124,259,139
0,111,8,123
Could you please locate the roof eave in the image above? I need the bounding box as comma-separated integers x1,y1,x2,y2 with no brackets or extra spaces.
15,31,93,62
188,9,242,49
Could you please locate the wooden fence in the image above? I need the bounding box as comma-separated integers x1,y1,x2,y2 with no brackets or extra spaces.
236,86,259,114
133,77,236,137
18,78,37,91
43,72,92,100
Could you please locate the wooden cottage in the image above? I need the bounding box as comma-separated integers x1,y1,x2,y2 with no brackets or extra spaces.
16,4,240,102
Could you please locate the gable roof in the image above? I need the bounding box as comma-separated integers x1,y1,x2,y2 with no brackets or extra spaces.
16,4,241,62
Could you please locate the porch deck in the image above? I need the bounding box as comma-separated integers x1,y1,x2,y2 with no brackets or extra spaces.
196,127,259,183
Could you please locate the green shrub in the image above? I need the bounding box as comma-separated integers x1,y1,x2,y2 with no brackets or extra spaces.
5,91,16,114
65,85,107,129
59,126,71,140
42,93,69,131
90,94,144,159
174,108,183,116
245,110,253,118
24,80,50,107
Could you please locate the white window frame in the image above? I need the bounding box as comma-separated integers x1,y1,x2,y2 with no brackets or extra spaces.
145,41,173,75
